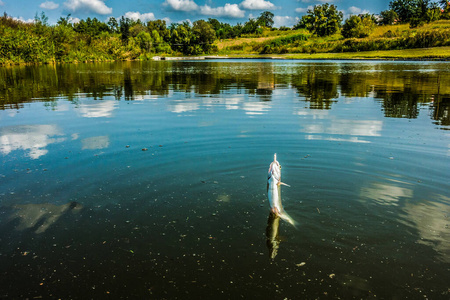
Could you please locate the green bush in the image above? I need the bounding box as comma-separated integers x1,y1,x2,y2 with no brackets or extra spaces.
342,15,376,38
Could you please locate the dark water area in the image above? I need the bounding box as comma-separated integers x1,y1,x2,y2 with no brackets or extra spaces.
0,60,449,299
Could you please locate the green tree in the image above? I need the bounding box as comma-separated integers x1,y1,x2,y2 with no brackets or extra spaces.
389,0,431,23
57,15,73,28
380,9,399,25
342,15,375,38
257,11,274,28
108,17,119,33
120,17,131,43
242,18,259,34
296,4,343,37
425,2,442,22
192,20,216,53
441,1,450,19
136,31,152,52
147,20,170,43
170,22,192,54
73,17,109,37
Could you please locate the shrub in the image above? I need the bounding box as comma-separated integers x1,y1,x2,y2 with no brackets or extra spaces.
342,15,376,38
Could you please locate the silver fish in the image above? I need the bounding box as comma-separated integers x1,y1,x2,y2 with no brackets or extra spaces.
267,153,296,227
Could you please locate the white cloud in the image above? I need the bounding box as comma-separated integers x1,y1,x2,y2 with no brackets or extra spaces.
273,16,298,28
40,1,59,10
348,6,370,15
295,5,313,13
240,0,275,10
164,0,198,12
70,16,81,23
13,16,35,23
63,0,113,15
0,1,4,6
124,11,156,22
200,4,245,18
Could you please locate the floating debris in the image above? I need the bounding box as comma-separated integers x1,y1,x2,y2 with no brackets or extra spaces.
296,262,306,267
329,273,336,279
142,148,148,151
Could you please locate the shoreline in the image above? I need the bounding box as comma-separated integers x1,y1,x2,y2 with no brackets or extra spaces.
1,47,449,67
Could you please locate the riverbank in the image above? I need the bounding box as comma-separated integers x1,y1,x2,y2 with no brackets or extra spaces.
154,46,450,61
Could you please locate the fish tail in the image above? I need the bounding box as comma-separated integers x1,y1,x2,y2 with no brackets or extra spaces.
279,210,297,228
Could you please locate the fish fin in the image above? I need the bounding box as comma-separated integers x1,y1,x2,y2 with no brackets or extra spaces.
279,182,291,187
279,211,298,229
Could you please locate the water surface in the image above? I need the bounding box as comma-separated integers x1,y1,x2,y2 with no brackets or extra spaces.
0,60,449,299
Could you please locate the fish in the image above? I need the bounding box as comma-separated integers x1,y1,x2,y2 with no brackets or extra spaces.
267,153,296,227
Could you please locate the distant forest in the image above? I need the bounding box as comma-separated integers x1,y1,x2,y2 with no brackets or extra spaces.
1,0,450,64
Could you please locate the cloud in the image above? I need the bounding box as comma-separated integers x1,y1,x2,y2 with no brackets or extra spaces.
347,6,370,15
40,1,59,10
124,11,156,22
295,7,307,13
13,16,35,23
200,4,245,18
240,0,275,10
0,1,4,6
273,16,298,28
164,0,198,12
63,0,113,15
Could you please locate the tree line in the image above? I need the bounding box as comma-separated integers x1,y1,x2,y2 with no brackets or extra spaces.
1,0,449,64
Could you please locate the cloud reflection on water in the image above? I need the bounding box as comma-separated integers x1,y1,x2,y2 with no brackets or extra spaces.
0,125,65,159
76,100,117,118
403,196,450,263
360,182,413,206
81,135,110,150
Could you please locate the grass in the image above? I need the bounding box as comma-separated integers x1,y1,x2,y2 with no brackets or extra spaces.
214,20,450,60
213,46,450,60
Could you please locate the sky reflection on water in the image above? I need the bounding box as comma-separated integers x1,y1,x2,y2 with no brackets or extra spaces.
0,60,449,299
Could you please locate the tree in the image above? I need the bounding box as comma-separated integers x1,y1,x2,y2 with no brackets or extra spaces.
73,17,109,37
380,9,399,25
257,11,274,28
107,17,119,33
57,15,73,28
119,16,131,43
242,18,259,34
192,20,216,53
170,22,192,54
441,0,450,19
296,4,343,37
425,2,442,22
342,15,375,38
389,0,427,23
147,20,170,43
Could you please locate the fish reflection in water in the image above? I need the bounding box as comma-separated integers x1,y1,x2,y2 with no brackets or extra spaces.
9,201,83,234
266,212,281,259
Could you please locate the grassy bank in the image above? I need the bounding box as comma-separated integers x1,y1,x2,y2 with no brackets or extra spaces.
214,46,450,60
215,20,450,59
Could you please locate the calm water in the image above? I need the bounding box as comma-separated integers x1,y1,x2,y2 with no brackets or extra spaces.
0,60,449,299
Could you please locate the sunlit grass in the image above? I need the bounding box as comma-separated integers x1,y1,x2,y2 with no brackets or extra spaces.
215,20,450,59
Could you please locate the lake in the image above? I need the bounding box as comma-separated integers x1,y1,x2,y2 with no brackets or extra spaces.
0,60,449,299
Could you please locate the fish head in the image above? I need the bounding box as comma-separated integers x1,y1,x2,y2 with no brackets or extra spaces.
268,153,281,183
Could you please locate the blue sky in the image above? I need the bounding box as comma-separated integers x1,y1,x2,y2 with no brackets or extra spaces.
1,0,390,27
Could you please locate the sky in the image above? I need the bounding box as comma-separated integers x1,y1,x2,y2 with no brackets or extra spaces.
1,0,391,28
